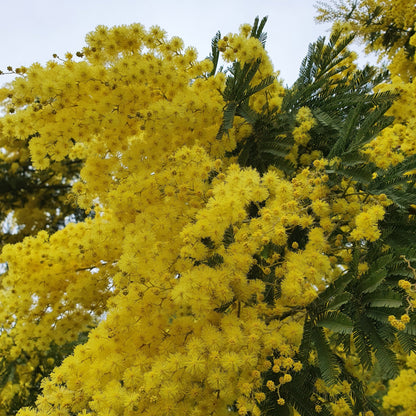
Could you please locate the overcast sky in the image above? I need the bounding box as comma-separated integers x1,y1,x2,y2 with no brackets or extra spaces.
0,0,372,86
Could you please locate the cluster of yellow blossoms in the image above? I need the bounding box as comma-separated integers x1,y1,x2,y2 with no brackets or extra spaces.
383,352,416,416
0,16,405,416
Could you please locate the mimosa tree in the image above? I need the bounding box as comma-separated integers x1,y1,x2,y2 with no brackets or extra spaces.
0,5,415,415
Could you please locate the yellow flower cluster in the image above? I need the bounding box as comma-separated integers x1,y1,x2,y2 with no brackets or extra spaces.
394,259,416,326
311,378,355,416
350,205,385,242
287,106,318,166
383,352,416,415
388,314,409,331
0,18,400,416
365,80,416,168
4,150,385,415
0,22,292,416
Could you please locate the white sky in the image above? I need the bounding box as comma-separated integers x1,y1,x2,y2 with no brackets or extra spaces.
0,0,373,86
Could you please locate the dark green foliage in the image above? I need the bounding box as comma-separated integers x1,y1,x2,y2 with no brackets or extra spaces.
369,154,416,209
250,16,268,46
381,207,416,252
216,58,274,141
316,311,354,334
208,31,221,76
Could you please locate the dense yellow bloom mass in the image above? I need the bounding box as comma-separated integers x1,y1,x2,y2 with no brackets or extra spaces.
0,13,412,416
0,22,300,416
383,352,416,416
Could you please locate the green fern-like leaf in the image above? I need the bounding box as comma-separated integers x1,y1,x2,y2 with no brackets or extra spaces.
397,330,416,354
359,315,399,378
353,327,373,370
326,292,352,310
298,318,314,363
357,254,392,293
208,31,221,76
366,306,402,324
251,16,268,46
363,289,403,308
316,311,354,334
277,364,333,416
369,153,416,209
311,326,339,385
